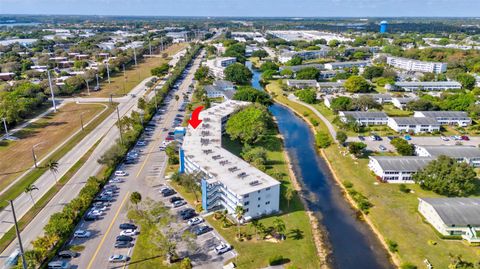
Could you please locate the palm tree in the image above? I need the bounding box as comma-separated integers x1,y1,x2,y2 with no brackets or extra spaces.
234,205,245,239
273,218,286,240
46,159,59,182
250,219,260,240
130,192,142,210
285,187,295,209
175,94,180,102
25,184,39,206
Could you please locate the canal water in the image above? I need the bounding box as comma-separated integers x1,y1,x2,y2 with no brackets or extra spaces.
247,62,394,269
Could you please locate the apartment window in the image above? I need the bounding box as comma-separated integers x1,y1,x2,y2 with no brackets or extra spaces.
258,197,261,201
265,201,270,205
257,205,260,208
243,194,249,198
266,187,270,191
257,190,261,193
244,208,249,213
244,201,250,206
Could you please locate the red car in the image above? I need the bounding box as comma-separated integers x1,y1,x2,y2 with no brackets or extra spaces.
461,135,470,141
165,136,174,141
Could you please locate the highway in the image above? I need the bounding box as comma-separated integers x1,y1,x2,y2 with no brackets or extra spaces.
67,49,235,269
0,48,188,263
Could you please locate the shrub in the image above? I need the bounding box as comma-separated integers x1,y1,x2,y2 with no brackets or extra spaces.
386,239,399,252
400,263,417,269
315,132,331,148
399,184,410,193
310,118,319,126
343,181,354,188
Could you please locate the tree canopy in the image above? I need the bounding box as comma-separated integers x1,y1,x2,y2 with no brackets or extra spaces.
390,138,414,156
233,86,272,105
344,75,372,93
225,104,271,144
224,63,253,85
294,88,317,104
295,67,320,80
413,155,477,197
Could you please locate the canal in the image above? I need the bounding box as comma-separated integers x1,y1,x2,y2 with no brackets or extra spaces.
247,62,394,269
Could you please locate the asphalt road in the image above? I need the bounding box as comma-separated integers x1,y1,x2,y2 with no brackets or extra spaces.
65,50,235,269
0,49,187,263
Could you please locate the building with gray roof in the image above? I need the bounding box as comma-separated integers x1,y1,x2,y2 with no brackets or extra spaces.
387,117,440,134
418,198,480,242
414,111,472,127
387,81,461,91
339,111,388,125
368,156,434,183
415,145,480,167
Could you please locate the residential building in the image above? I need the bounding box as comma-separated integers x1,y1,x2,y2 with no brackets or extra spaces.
278,49,330,63
317,82,345,93
204,80,236,99
355,93,392,104
391,97,417,109
387,117,440,133
418,198,480,243
413,111,472,126
0,72,15,81
338,111,388,125
415,145,480,167
285,79,318,89
386,81,462,91
180,100,280,220
368,156,434,183
279,64,324,73
386,56,447,73
324,60,369,70
204,57,237,79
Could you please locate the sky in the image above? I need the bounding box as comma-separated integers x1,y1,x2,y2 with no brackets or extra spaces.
1,0,479,17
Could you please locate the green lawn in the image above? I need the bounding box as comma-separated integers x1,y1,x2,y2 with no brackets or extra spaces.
266,79,480,268
382,104,413,117
216,131,321,269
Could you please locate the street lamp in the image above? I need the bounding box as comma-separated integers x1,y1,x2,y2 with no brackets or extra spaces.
80,112,85,131
85,78,90,96
32,142,44,168
47,69,57,113
2,117,8,137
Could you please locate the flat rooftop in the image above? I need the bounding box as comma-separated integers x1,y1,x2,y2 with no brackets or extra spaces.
182,100,280,196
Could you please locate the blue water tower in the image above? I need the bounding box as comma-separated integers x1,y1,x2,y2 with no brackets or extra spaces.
380,20,388,33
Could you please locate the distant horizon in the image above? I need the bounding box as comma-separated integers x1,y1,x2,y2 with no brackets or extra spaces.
0,0,479,18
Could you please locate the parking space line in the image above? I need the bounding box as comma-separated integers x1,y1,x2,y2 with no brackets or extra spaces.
86,191,130,269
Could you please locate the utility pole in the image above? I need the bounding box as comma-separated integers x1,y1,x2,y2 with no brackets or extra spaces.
10,200,27,269
96,73,100,88
47,70,57,113
106,62,111,84
133,47,138,66
85,78,90,95
116,106,124,145
149,40,152,56
80,112,85,131
2,117,8,137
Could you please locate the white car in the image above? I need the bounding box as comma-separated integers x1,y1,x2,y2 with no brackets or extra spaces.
172,200,186,208
109,178,124,184
187,217,203,226
136,141,146,147
89,209,103,216
441,136,449,141
120,229,139,236
214,243,232,255
109,254,129,263
114,171,128,177
74,230,91,238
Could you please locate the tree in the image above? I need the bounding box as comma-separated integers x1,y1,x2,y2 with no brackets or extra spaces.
180,172,202,202
295,67,319,80
235,205,245,238
180,257,193,269
406,99,438,111
280,68,294,78
130,192,142,209
362,66,384,80
233,86,272,105
348,142,367,157
285,56,302,66
225,104,271,144
252,50,269,59
165,142,179,164
344,75,372,93
224,63,252,85
175,94,180,102
294,89,316,104
260,61,278,72
250,219,260,240
390,138,414,155
328,39,340,47
352,95,382,111
46,159,59,182
456,73,476,90
25,184,39,206
224,43,246,63
336,131,348,145
241,146,267,169
272,218,286,238
151,63,170,76
413,156,477,196
285,187,295,209
330,96,353,112
315,132,331,148
194,66,210,82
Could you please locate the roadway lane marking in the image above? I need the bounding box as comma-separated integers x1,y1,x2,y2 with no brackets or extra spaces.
86,191,130,269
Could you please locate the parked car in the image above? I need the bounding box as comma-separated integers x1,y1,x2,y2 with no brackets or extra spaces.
172,200,186,208
161,188,176,197
187,217,203,226
136,141,146,147
109,254,130,263
379,145,387,151
120,229,139,236
192,225,211,236
145,127,154,132
109,178,124,184
358,136,365,141
74,230,91,238
404,135,411,141
119,223,137,230
83,214,99,221
114,171,128,177
47,261,71,269
214,243,232,255
440,136,449,141
114,241,132,248
169,196,183,203
461,135,470,141
58,250,79,259
165,136,175,141
116,235,134,242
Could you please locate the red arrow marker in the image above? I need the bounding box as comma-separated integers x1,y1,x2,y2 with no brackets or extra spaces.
188,106,204,129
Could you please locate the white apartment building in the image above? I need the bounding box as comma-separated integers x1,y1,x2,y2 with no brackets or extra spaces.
386,81,462,92
391,97,417,109
418,198,480,243
413,111,472,127
278,49,330,63
387,117,440,134
386,56,447,73
180,100,280,220
324,60,369,70
338,111,388,126
415,145,480,167
285,79,318,89
204,57,237,79
368,156,434,183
